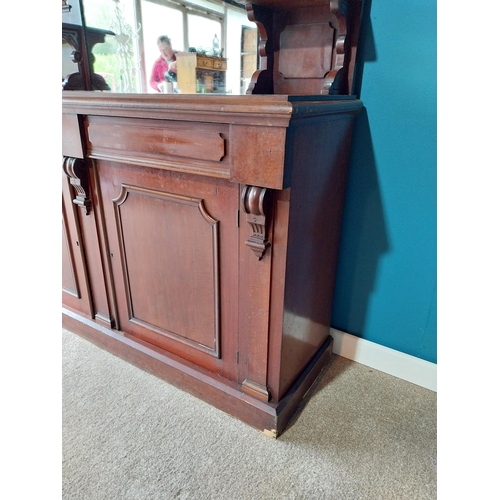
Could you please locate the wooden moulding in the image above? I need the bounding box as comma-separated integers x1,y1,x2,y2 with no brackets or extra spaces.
63,308,333,437
62,92,293,127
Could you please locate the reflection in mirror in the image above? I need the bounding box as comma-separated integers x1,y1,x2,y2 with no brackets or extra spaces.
62,23,89,90
78,0,257,94
62,39,80,84
62,21,115,91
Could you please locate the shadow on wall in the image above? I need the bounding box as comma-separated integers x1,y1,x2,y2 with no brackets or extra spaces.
331,1,390,336
331,107,389,336
352,0,375,100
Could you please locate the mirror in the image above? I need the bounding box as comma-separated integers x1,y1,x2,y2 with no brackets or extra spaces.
63,0,258,95
62,38,80,87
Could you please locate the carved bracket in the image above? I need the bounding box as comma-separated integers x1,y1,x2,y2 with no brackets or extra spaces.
62,156,91,215
241,185,272,260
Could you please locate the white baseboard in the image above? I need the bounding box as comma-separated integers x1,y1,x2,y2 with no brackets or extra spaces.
330,328,437,392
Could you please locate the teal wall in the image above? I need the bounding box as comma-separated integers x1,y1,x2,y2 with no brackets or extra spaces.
331,0,437,363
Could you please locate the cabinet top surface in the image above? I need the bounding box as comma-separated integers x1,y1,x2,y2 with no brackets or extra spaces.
62,92,362,126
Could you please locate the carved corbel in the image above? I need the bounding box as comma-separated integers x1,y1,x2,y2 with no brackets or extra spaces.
241,185,272,260
62,156,91,215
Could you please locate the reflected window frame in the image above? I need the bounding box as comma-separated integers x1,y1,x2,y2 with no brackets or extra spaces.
72,0,256,94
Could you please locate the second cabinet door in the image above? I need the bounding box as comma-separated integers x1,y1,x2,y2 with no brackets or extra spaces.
97,160,240,382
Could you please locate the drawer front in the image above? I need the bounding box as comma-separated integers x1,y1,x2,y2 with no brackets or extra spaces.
197,56,213,69
86,115,230,179
213,59,227,71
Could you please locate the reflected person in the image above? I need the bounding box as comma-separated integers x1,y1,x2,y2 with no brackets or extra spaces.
150,35,179,92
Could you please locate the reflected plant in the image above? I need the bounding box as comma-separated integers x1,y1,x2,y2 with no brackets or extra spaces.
108,0,141,92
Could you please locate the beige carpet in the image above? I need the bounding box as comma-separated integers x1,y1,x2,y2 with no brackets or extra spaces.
62,328,436,499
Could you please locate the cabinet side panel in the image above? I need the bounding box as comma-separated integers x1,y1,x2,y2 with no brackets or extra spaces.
279,115,355,395
266,189,291,400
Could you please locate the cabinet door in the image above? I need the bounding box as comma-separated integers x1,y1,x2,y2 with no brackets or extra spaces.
62,170,93,317
97,160,239,381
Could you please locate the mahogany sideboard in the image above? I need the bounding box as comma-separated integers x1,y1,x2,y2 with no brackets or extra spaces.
62,0,365,437
62,92,361,436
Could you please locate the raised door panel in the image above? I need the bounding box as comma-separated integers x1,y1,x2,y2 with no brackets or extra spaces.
97,160,239,381
114,184,220,357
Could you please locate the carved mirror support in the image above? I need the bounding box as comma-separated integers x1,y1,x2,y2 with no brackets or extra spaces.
63,23,114,91
245,0,363,96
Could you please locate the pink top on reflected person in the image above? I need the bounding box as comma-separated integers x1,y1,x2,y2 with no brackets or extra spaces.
149,53,177,92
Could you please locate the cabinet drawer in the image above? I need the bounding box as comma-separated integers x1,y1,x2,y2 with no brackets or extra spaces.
86,115,230,178
213,59,227,71
197,56,213,69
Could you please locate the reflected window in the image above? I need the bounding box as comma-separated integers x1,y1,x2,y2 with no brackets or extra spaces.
187,14,222,54
141,1,184,93
76,0,257,94
81,0,139,92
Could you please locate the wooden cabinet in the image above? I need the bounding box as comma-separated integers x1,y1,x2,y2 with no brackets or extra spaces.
62,0,365,437
177,53,227,94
